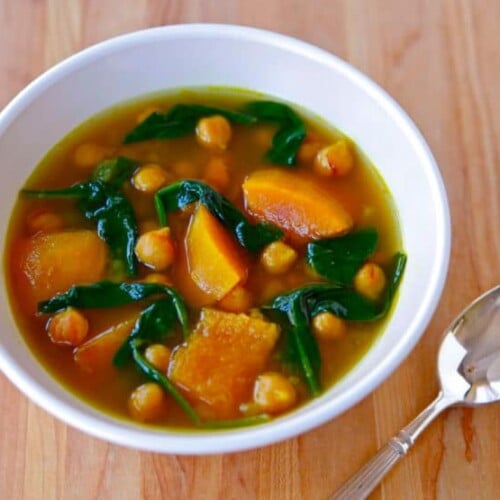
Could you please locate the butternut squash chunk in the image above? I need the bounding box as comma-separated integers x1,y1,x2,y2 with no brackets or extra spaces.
74,318,136,373
242,169,353,243
186,205,247,300
17,230,108,311
169,308,280,418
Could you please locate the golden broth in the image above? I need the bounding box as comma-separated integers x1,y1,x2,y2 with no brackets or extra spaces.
5,88,401,428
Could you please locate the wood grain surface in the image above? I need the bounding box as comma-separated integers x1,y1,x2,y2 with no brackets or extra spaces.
1,1,499,498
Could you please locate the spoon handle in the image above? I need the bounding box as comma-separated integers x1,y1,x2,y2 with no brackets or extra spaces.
330,391,456,499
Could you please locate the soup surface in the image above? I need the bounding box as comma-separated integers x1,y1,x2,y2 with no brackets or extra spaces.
5,88,404,429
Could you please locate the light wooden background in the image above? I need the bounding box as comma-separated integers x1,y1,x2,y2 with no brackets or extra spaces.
1,1,499,499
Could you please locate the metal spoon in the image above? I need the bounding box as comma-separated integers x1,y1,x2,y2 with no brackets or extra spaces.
331,284,500,499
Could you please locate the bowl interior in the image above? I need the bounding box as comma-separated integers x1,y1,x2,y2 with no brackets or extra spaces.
0,25,449,453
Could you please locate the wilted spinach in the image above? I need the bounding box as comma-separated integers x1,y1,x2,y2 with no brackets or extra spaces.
244,101,306,166
39,281,270,428
263,253,407,394
123,101,306,166
123,104,256,144
307,228,379,284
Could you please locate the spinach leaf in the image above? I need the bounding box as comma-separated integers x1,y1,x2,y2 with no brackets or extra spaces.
263,252,407,394
123,104,256,144
91,156,137,187
123,101,306,166
38,280,189,338
22,157,139,276
155,180,283,252
244,101,306,166
307,228,379,284
113,298,177,367
129,338,202,425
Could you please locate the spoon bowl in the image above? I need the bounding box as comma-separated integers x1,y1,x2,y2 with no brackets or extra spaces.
332,284,500,499
449,285,500,404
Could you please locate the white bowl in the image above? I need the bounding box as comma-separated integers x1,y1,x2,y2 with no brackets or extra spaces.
0,24,450,454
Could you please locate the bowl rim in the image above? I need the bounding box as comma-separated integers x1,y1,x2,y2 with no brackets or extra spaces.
0,23,450,454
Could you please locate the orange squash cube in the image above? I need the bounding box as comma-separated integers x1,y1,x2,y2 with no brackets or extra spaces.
16,230,108,311
186,205,247,300
243,169,353,243
169,308,280,418
74,318,137,373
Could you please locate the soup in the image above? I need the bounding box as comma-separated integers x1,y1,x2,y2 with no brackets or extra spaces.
5,89,405,429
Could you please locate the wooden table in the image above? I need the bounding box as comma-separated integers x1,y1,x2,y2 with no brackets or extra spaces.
1,1,499,498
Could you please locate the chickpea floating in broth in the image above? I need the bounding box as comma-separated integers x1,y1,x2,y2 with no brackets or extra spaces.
260,241,298,275
354,262,387,300
313,139,354,177
218,285,254,313
297,134,324,164
253,372,297,414
26,209,64,234
73,142,111,169
135,228,175,271
144,344,171,372
196,115,232,150
132,164,171,193
203,157,230,192
312,312,347,341
128,383,165,422
47,308,89,346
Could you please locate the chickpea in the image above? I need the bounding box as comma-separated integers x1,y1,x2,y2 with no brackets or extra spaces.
47,308,89,346
297,134,324,164
132,164,170,194
354,262,387,300
143,273,172,286
73,142,110,169
261,241,298,275
196,115,232,150
313,139,354,177
135,227,175,271
136,105,161,124
218,285,254,313
144,344,171,372
26,209,64,234
253,372,297,414
204,157,230,192
127,383,165,422
312,312,347,341
252,127,275,148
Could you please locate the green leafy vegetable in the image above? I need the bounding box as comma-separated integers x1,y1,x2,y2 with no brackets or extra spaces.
129,339,202,425
263,252,407,394
21,157,139,276
38,280,189,338
91,156,137,187
123,101,307,166
307,228,379,284
123,104,256,144
155,180,283,252
244,101,306,166
113,298,177,367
